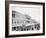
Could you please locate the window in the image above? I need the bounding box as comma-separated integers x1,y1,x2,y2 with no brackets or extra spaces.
12,11,15,18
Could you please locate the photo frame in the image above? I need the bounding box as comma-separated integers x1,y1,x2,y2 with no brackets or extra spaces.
5,1,45,37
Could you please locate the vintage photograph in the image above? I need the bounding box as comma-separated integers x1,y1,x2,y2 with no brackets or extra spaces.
12,7,40,31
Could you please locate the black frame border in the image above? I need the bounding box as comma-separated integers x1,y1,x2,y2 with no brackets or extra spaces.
5,1,45,38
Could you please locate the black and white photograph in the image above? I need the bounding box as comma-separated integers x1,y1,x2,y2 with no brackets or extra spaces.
11,5,40,31
5,1,45,37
